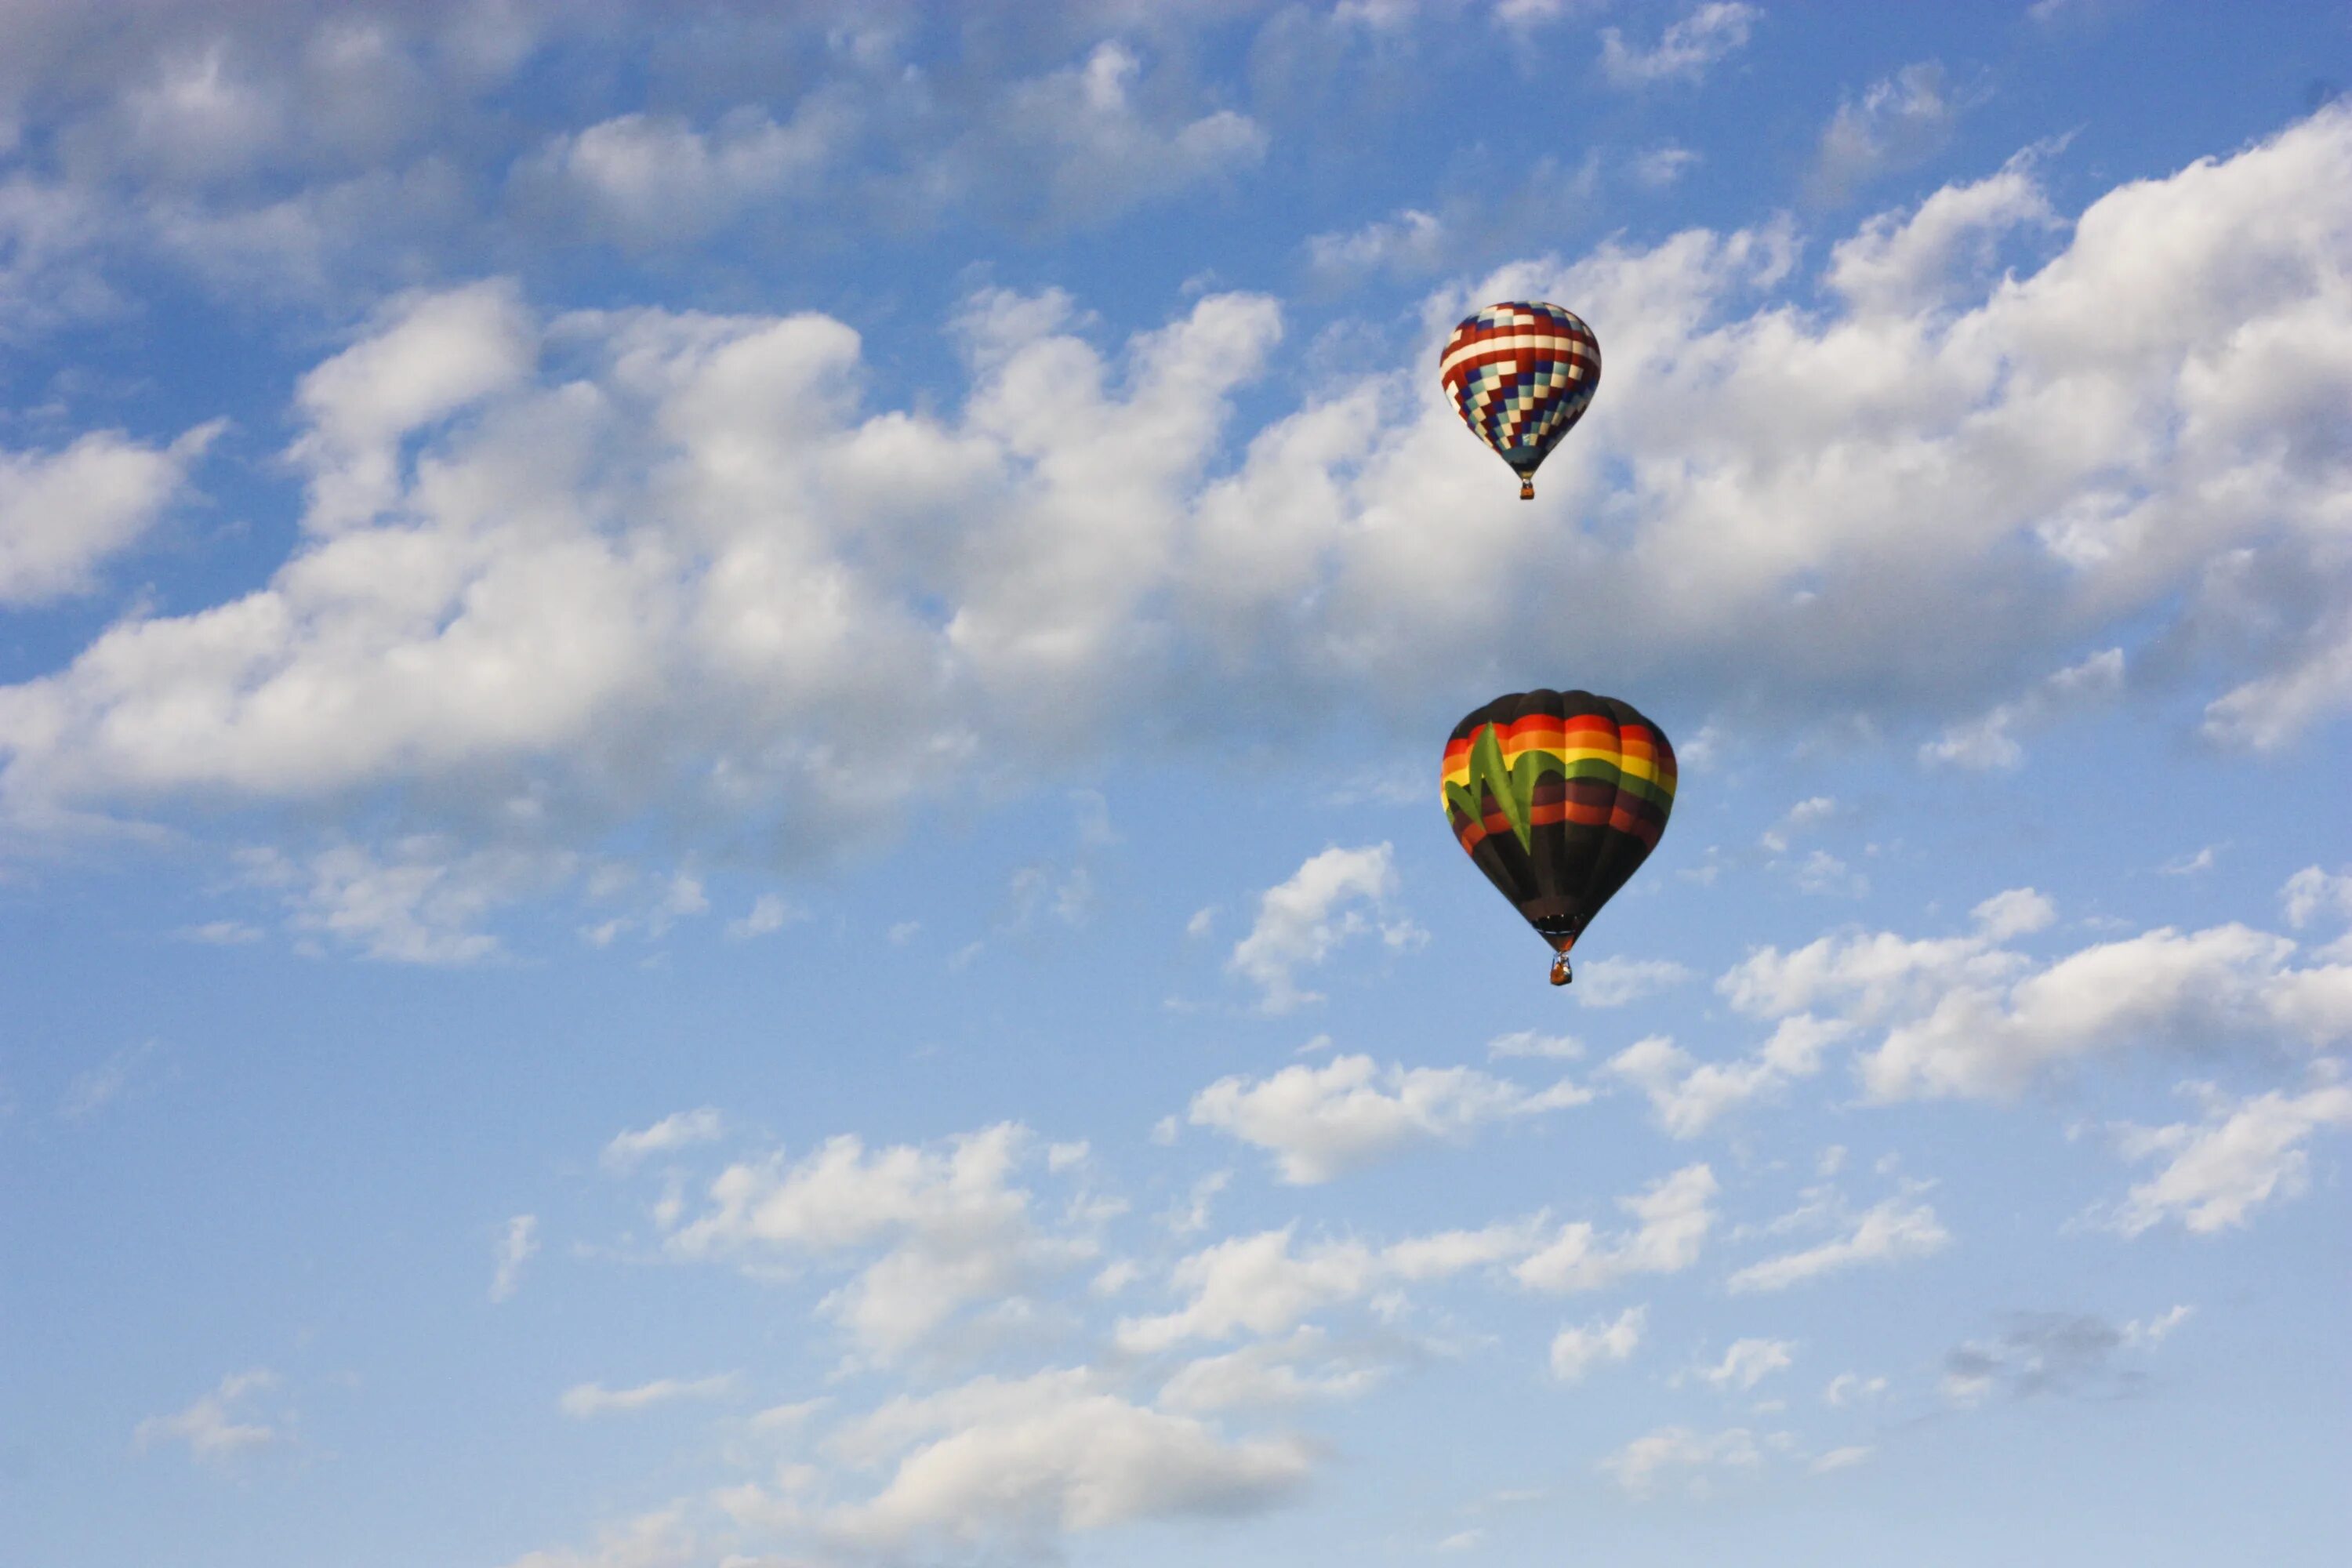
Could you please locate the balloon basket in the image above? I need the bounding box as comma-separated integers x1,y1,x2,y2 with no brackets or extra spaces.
1520,480,1535,500
1548,953,1571,986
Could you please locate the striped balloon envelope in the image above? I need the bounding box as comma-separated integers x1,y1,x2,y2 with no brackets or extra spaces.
1439,301,1600,499
1441,689,1675,985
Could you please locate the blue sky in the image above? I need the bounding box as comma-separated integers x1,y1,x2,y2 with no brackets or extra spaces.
3,2,2350,1564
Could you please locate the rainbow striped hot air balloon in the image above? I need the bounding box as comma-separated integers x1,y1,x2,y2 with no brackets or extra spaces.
1442,689,1675,985
1440,302,1600,499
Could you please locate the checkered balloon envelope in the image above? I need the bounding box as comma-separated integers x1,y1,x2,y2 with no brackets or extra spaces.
1439,302,1600,499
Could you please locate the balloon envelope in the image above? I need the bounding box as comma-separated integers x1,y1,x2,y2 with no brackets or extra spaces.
1441,689,1675,958
1439,302,1600,499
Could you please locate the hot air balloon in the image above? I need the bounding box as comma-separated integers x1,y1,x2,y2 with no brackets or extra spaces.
1441,689,1675,985
1440,302,1599,499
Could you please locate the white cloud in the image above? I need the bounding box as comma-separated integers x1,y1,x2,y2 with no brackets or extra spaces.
1972,887,2058,942
1157,1328,1386,1412
234,838,566,964
500,1507,699,1568
1599,5,1762,88
1160,1170,1232,1237
491,1213,539,1303
1305,208,1448,281
1119,1215,1539,1352
1811,1445,1873,1473
133,1370,281,1461
1811,62,1972,202
1607,1015,1851,1137
2100,1079,2352,1236
2283,866,2352,931
1828,154,2061,318
59,1039,165,1120
602,1108,724,1171
1630,144,1701,188
1487,1030,1584,1060
1697,1337,1794,1391
1516,1164,1719,1294
1548,1305,1646,1381
1861,924,2352,1101
559,1374,738,1419
0,423,221,606
2124,1305,2196,1348
1920,648,2124,770
1759,795,1838,855
822,1369,1309,1548
1187,1052,1588,1182
173,919,264,945
1572,956,1697,1007
1823,1372,1887,1406
938,42,1269,234
667,1123,1094,1359
517,102,844,248
1718,891,2045,1024
1228,844,1422,1012
1727,1195,1950,1292
1718,890,2352,1103
8,112,2352,924
726,893,798,939
1599,1425,1762,1497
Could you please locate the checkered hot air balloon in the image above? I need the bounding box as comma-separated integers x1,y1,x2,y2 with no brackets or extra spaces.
1442,690,1675,986
1439,302,1600,499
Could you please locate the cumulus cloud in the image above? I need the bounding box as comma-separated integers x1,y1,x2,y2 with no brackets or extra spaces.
2282,866,2352,932
1919,648,2124,770
1305,207,1448,282
1156,1328,1387,1412
1119,1215,1541,1352
515,101,844,248
1549,1305,1646,1381
1823,1372,1887,1406
491,1213,539,1303
2098,1077,2352,1236
499,1507,697,1568
0,423,222,605
1186,1052,1589,1182
1860,924,2352,1101
559,1374,738,1419
133,1370,281,1461
1810,62,1973,202
1516,1163,1719,1294
1727,1194,1950,1292
1599,5,1762,88
1607,1016,1852,1137
232,839,565,964
929,42,1268,234
1227,845,1423,1012
1695,1337,1795,1391
58,1039,166,1120
1715,887,2352,1102
1599,1425,1762,1497
8,111,2352,934
725,893,799,939
1571,956,1697,1007
822,1369,1309,1548
1827,153,2062,318
602,1108,725,1171
1486,1030,1584,1060
666,1123,1096,1360
1630,144,1701,188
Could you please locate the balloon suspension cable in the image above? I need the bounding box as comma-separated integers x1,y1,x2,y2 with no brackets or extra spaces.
1520,478,1535,501
1549,952,1572,986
